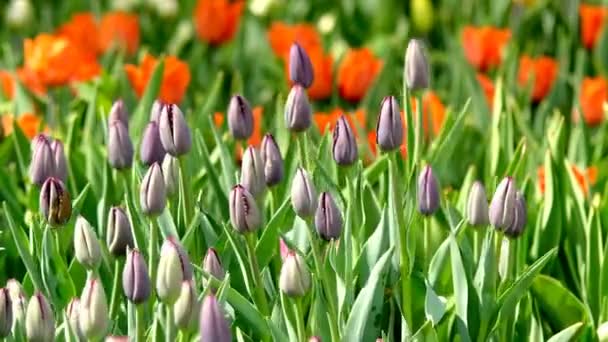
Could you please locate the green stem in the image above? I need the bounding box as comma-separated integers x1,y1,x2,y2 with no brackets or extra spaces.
165,305,174,342
294,297,306,342
148,219,158,291
179,156,194,229
424,217,431,272
136,304,144,341
413,93,424,169
109,259,122,319
297,132,309,170
245,233,270,316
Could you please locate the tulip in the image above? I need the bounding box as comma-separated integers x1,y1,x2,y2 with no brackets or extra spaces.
66,298,84,341
157,237,193,304
309,337,322,342
229,184,262,233
140,121,166,166
289,42,314,88
40,177,72,227
106,336,129,342
25,292,54,342
109,99,129,127
279,238,290,261
332,115,358,166
405,39,430,91
227,94,254,140
314,192,343,241
291,168,317,218
279,251,311,297
284,85,312,132
140,162,167,216
123,249,151,304
260,134,284,186
240,146,266,198
50,139,67,183
0,288,12,338
467,181,489,226
74,216,102,269
7,279,27,334
504,191,527,238
106,206,134,256
29,134,55,186
489,177,517,230
159,104,192,156
108,120,134,170
376,96,403,152
79,277,109,340
202,248,225,288
417,165,440,215
162,154,180,196
199,294,231,342
174,281,199,331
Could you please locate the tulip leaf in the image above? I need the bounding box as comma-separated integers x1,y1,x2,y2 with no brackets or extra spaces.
256,197,290,269
355,207,389,285
412,320,439,342
223,285,271,338
207,114,236,191
530,275,589,329
132,59,164,135
424,281,446,326
546,322,584,342
195,130,229,219
11,118,30,178
449,233,470,340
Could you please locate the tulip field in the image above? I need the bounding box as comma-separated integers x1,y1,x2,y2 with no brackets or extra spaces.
1,0,608,341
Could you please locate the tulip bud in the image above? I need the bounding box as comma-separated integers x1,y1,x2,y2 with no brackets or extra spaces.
488,177,517,230
240,146,266,198
202,248,225,287
289,43,314,88
260,134,284,186
106,336,129,342
7,279,27,334
157,237,193,304
314,192,343,241
150,100,164,123
106,206,134,256
417,165,440,215
140,162,167,216
0,288,12,338
291,168,317,218
332,115,358,166
109,99,129,127
279,238,290,261
29,134,55,186
309,337,322,342
159,104,192,156
40,177,72,227
108,120,134,170
376,96,403,151
279,251,311,297
227,95,254,140
25,292,54,342
123,249,151,304
200,294,231,342
74,216,102,269
467,181,489,226
79,277,109,340
284,85,312,132
174,281,199,331
140,121,166,166
162,154,180,196
66,298,84,341
50,139,67,183
405,39,430,91
504,191,527,238
229,184,262,234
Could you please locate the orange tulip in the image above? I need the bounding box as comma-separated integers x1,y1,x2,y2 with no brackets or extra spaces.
57,13,99,56
194,0,244,45
2,113,46,139
99,11,139,55
410,92,447,137
538,164,597,195
267,22,322,58
313,108,366,135
476,73,494,107
16,67,47,96
462,26,511,71
124,53,191,104
337,48,383,102
517,55,558,102
307,50,333,100
213,112,225,127
578,77,607,126
0,71,14,99
579,4,607,49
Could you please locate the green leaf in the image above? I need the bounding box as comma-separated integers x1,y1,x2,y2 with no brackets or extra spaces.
207,115,236,191
546,322,584,342
412,320,439,342
255,197,290,269
449,233,470,339
531,275,590,329
355,207,389,285
424,281,446,326
157,209,179,239
11,118,31,178
132,59,164,135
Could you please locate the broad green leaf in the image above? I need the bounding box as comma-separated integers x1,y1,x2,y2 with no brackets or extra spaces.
355,207,389,285
157,209,179,239
412,320,439,342
531,275,590,329
424,281,446,326
546,322,584,342
255,197,290,268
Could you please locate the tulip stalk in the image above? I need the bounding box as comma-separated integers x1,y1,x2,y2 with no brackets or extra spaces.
413,93,424,170
293,297,306,342
178,156,193,228
148,219,158,291
244,233,269,316
109,258,122,319
165,304,174,342
297,132,309,171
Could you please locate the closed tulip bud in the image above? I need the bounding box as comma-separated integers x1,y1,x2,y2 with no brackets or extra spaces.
332,115,358,166
289,43,314,88
140,162,167,216
504,191,527,238
25,292,54,342
108,120,134,170
7,279,27,334
66,298,84,341
489,177,517,230
314,192,343,241
405,39,430,91
40,177,72,227
106,207,134,256
50,140,67,183
79,277,109,340
260,134,284,186
150,100,164,123
174,281,199,331
376,96,403,151
202,248,225,286
229,184,262,233
467,181,489,226
29,134,55,186
159,104,192,156
227,95,254,140
109,99,129,127
123,249,151,304
418,165,440,215
157,237,193,304
0,288,12,338
241,146,266,197
140,121,166,166
279,251,311,297
199,294,231,342
291,168,317,218
162,154,180,196
74,216,102,269
284,85,312,132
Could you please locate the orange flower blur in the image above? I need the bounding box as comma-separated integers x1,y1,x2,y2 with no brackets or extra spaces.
99,12,140,55
337,48,383,102
538,165,597,195
579,4,607,49
462,26,511,71
411,92,447,137
578,77,607,126
57,13,99,57
517,55,558,102
476,73,495,107
194,0,244,45
313,108,365,135
0,71,14,99
125,53,191,104
2,113,46,139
